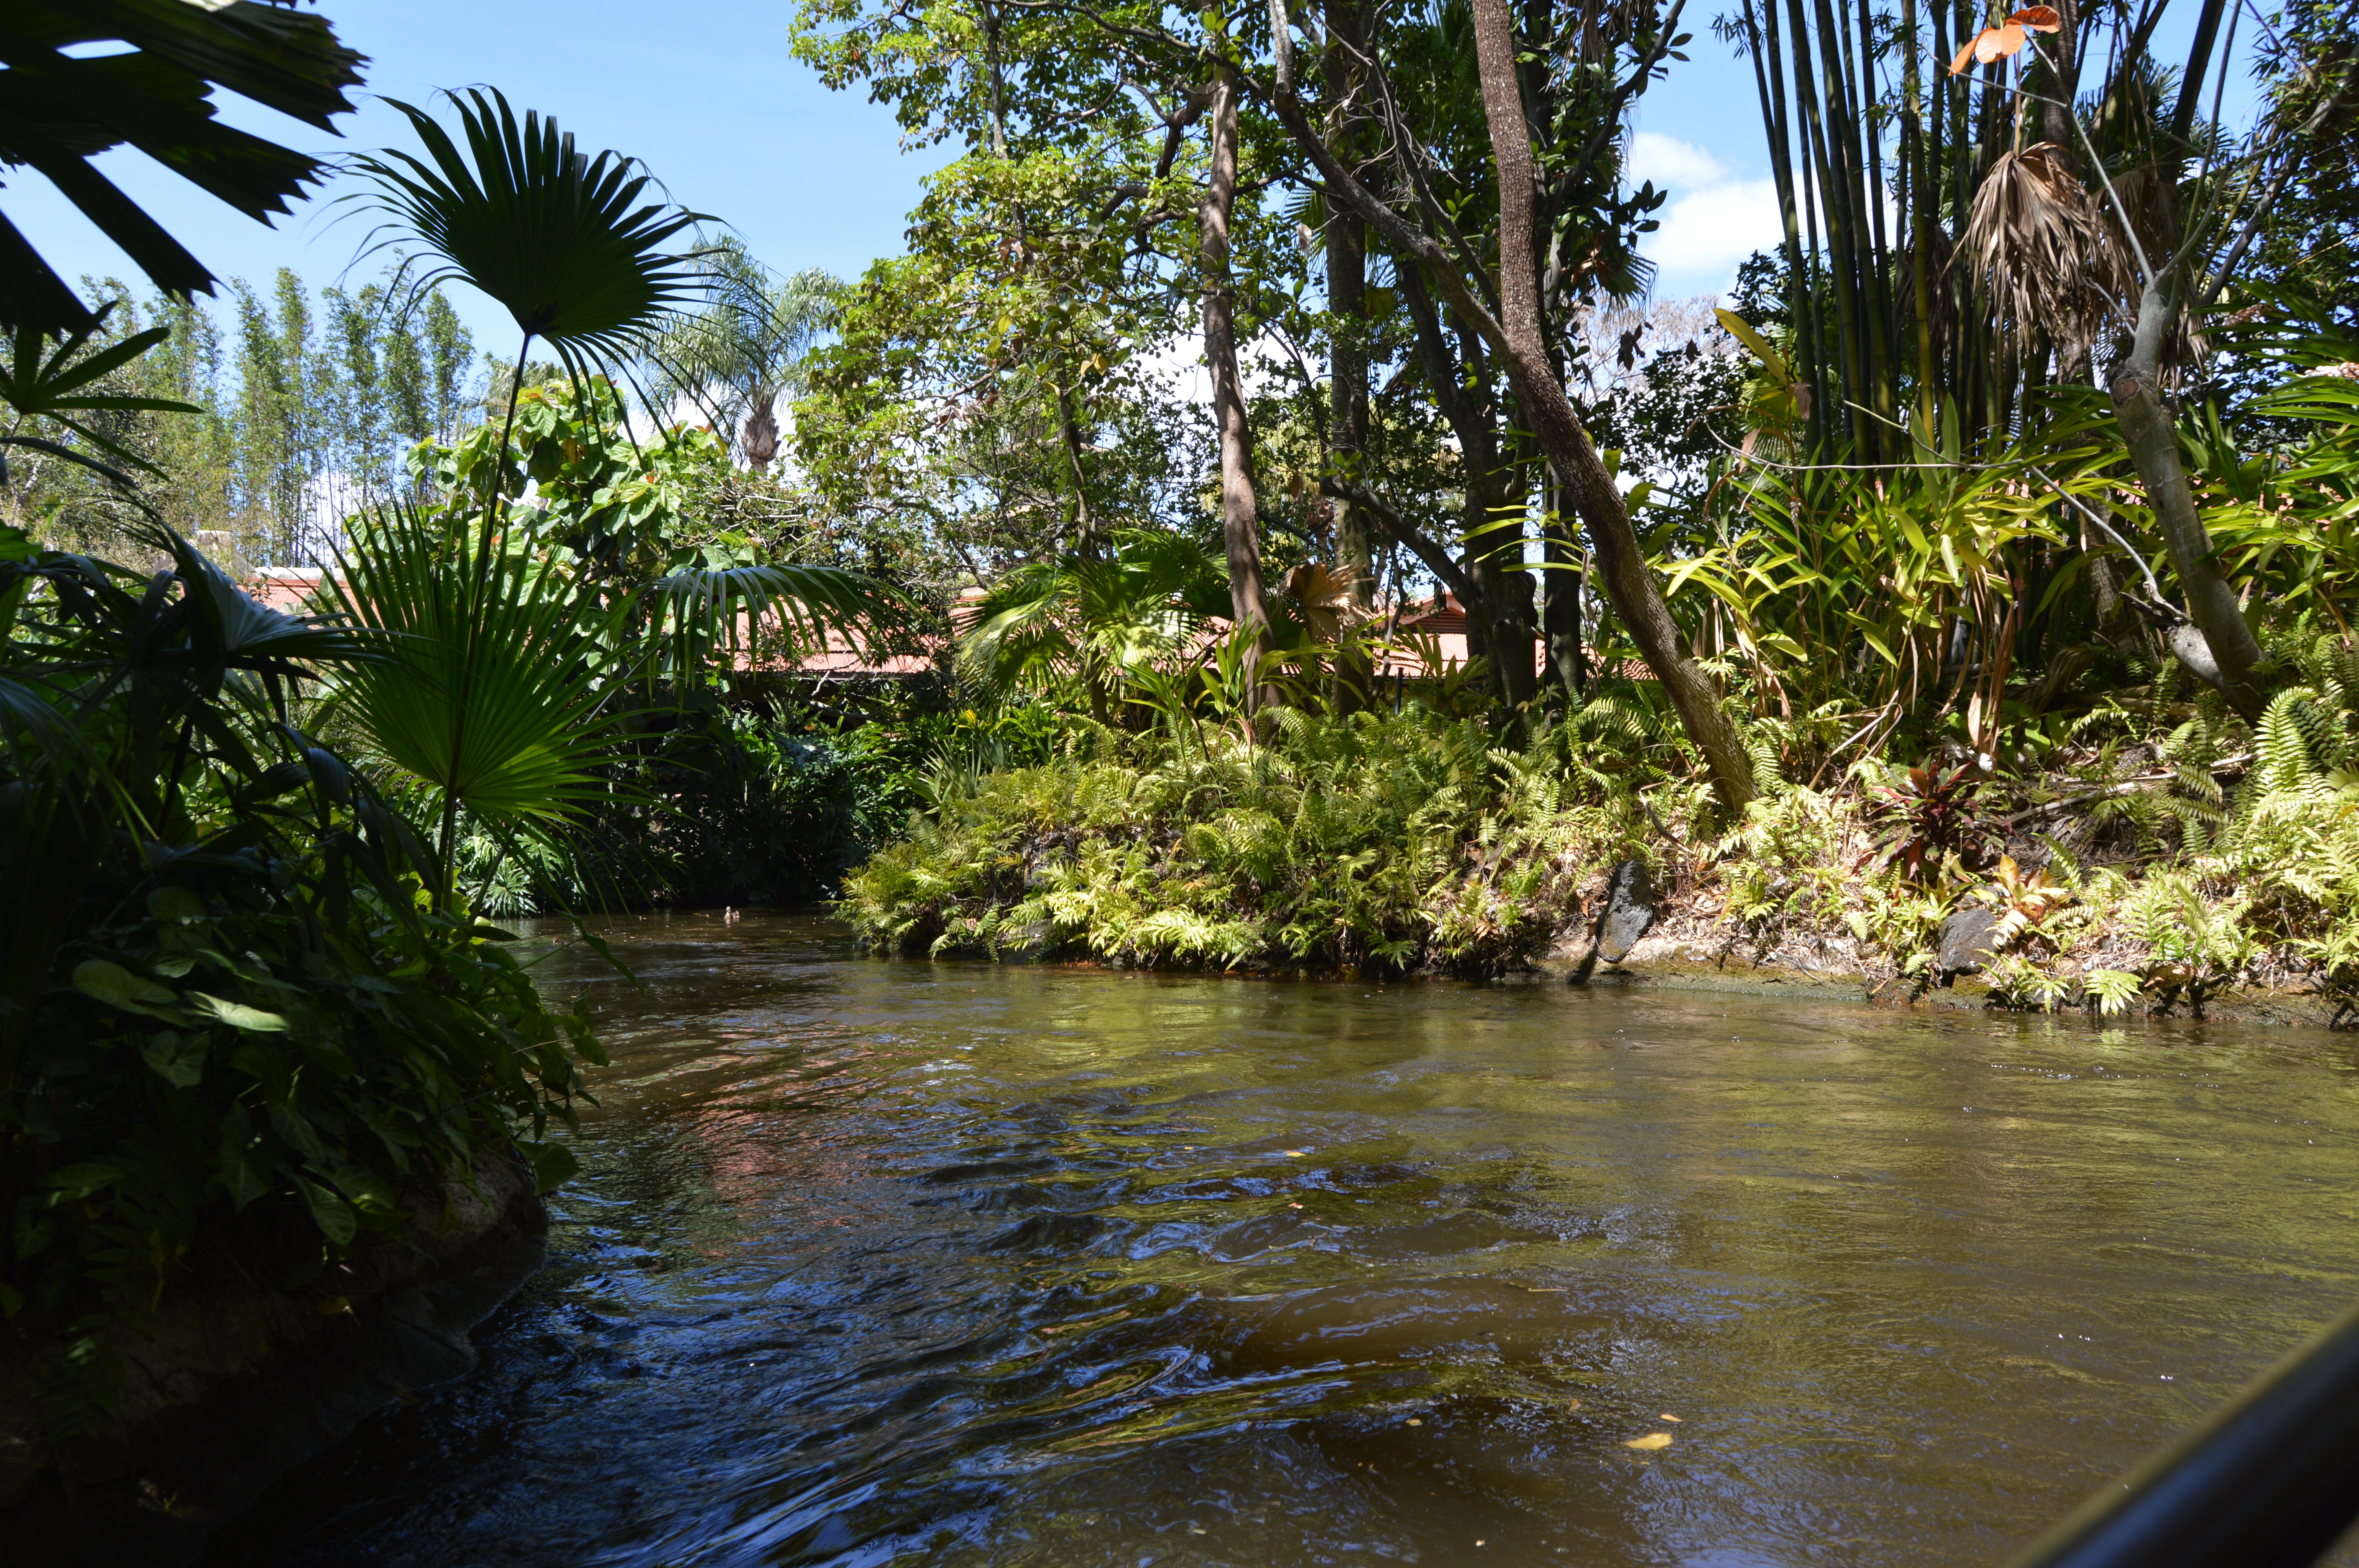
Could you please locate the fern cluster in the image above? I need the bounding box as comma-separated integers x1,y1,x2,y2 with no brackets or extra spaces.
842,707,1650,976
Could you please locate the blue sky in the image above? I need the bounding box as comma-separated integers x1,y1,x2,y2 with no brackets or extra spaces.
26,0,2261,346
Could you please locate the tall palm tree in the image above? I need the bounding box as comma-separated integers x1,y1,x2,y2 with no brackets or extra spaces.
645,236,838,470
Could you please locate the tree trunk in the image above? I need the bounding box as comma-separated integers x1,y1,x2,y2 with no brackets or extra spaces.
1056,383,1099,560
1199,62,1274,675
1465,0,1757,806
2110,278,2266,718
1325,0,1373,710
1542,472,1588,702
1261,0,1755,803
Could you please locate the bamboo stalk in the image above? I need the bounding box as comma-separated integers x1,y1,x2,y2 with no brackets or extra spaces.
1906,0,1938,443
1803,0,1872,455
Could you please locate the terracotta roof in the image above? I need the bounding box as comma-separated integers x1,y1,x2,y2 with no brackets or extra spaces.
241,568,940,679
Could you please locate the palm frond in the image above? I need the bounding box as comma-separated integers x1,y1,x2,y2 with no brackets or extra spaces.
320,506,642,841
646,560,900,681
346,89,712,375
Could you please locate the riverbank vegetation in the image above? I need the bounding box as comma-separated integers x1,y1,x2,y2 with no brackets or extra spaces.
2,0,2355,1445
810,0,2359,1018
0,22,894,1428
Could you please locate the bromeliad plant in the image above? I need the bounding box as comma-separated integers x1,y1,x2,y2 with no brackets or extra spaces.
1865,757,2001,882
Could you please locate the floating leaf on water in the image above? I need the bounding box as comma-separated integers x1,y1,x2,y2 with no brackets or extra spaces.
1625,1432,1674,1450
1283,1150,1307,1158
1565,1398,1581,1410
1406,1418,1423,1427
1660,1413,1682,1422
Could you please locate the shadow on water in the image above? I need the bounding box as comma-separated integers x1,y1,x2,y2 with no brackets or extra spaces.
204,910,2359,1567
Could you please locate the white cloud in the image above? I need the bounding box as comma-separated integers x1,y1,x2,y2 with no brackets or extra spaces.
1647,178,1784,286
1623,132,1783,297
1627,132,1730,192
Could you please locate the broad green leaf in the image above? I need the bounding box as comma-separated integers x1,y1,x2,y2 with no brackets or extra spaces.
520,1139,580,1193
1713,308,1791,379
42,1163,123,1202
142,1033,208,1088
293,1176,358,1245
73,960,178,1014
195,993,289,1033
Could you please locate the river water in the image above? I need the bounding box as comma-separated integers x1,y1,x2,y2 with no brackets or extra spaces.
205,911,2359,1567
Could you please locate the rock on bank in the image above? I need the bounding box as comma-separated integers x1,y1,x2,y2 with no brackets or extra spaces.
0,1142,547,1568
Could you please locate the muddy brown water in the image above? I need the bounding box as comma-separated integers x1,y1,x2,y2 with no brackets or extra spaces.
205,911,2359,1567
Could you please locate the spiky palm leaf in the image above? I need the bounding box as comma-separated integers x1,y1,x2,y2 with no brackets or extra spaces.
346,89,711,379
961,532,1227,694
647,559,899,681
0,305,202,488
0,0,362,334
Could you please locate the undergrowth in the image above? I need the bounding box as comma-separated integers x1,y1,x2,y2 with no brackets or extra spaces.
843,620,2359,1016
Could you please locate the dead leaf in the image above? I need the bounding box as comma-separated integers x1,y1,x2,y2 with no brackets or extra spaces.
2010,5,2061,29
1565,1398,1581,1410
1625,1432,1674,1450
1660,1414,1682,1422
1407,1418,1424,1427
1978,22,2026,61
1950,22,2034,71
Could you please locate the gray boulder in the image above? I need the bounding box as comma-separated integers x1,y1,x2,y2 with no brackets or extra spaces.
1595,859,1657,964
1936,904,1999,976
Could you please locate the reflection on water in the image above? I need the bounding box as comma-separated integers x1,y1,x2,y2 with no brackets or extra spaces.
206,911,2359,1567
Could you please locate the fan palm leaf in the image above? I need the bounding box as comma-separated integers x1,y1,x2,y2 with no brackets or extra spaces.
0,0,362,334
319,506,641,840
647,560,899,681
345,89,712,379
341,92,714,899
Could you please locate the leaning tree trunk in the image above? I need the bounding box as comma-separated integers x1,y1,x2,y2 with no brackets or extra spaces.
1199,60,1274,684
1464,0,1757,807
2110,278,2266,718
1260,0,1754,804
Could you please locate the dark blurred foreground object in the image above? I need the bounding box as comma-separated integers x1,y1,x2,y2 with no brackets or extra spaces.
2008,1299,2359,1568
0,0,364,334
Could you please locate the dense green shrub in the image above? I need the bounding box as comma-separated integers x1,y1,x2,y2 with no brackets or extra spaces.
847,614,2359,1015
0,526,603,1422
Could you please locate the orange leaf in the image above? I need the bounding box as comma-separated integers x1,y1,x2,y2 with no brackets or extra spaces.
2010,5,2062,30
1948,34,1980,72
1975,22,2026,62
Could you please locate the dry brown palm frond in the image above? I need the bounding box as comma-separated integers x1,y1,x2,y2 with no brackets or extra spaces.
1956,142,2134,368
2107,163,2181,277
2107,163,2209,371
1282,561,1370,641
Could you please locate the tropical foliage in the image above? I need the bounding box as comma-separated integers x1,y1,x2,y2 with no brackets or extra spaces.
0,519,605,1427
0,56,904,1432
